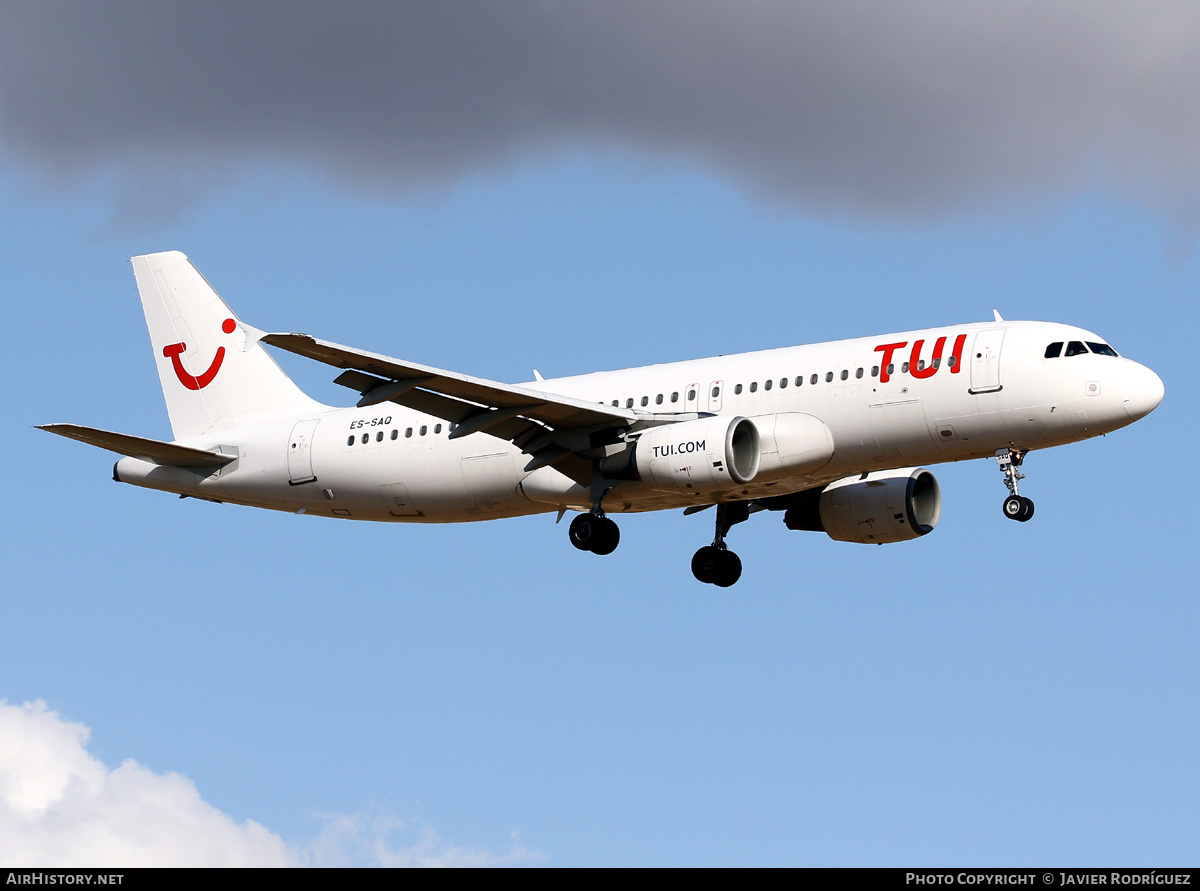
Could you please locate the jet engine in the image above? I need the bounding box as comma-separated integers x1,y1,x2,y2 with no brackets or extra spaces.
627,415,760,495
783,467,941,544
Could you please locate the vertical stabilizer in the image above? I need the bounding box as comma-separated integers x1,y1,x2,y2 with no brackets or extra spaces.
132,251,325,440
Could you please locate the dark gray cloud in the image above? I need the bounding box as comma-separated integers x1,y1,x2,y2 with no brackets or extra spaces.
2,1,1199,218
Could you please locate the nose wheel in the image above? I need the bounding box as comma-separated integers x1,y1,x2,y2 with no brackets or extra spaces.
1002,494,1035,522
997,448,1035,522
692,501,750,587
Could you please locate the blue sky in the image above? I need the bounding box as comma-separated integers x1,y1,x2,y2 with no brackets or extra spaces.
1,4,1198,867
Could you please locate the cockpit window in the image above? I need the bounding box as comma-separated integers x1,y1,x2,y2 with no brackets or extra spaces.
1065,341,1088,357
1087,341,1119,357
1045,342,1063,358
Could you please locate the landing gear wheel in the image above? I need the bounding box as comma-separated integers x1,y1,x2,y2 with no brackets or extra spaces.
692,546,720,584
569,514,597,551
1002,495,1035,522
1017,496,1034,522
691,546,742,587
712,550,742,588
569,513,620,554
1003,495,1024,521
590,516,620,555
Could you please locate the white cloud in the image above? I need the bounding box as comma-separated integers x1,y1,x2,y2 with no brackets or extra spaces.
306,813,544,868
0,700,542,868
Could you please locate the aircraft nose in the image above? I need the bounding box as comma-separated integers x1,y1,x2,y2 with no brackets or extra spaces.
1122,362,1165,420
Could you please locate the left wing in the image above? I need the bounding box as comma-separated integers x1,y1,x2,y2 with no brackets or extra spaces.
262,332,648,482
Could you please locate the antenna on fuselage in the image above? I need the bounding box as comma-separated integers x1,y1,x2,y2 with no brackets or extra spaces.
993,309,1005,322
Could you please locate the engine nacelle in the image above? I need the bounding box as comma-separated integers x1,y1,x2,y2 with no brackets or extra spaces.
784,467,941,544
633,415,760,494
750,412,835,481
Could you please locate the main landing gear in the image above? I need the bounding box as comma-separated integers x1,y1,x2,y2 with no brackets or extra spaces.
996,448,1035,522
568,511,620,555
692,502,750,588
569,485,620,555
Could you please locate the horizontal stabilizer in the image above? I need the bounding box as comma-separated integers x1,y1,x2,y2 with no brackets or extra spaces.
37,424,235,468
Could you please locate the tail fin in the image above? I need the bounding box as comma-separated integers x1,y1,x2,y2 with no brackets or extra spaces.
132,251,325,440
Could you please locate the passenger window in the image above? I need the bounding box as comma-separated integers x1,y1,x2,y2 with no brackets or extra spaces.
1045,342,1063,358
764,379,772,391
917,360,925,371
671,392,679,403
687,389,696,401
1087,342,1119,357
947,356,956,367
434,424,442,434
1065,341,1088,357
611,400,619,407
825,372,833,382
855,367,863,379
795,376,803,387
872,366,879,377
391,429,398,441
901,362,910,373
347,435,354,447
750,382,758,393
419,425,427,436
734,384,743,395
779,378,787,389
640,396,649,407
810,374,818,385
626,398,634,408
361,433,369,444
887,364,894,375
840,369,848,381
405,427,413,438
376,431,384,442
656,393,663,405
711,386,720,397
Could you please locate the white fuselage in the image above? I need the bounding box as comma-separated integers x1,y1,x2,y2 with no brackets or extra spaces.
114,320,1163,522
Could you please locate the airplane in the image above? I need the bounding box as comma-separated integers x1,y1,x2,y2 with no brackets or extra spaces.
40,251,1164,587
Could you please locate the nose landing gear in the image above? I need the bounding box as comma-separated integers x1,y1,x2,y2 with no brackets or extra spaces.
997,448,1034,522
691,501,750,587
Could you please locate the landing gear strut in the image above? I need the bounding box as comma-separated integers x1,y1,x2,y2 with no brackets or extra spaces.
996,448,1034,522
692,502,749,587
569,484,620,555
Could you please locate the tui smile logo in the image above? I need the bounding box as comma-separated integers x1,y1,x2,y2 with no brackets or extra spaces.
163,318,236,390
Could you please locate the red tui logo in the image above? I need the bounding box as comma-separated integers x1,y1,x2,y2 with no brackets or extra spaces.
163,318,236,390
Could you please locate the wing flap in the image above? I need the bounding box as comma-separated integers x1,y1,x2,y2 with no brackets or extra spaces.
38,424,235,468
